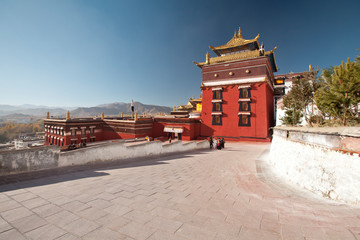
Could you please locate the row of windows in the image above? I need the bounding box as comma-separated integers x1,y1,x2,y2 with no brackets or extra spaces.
47,137,64,146
212,88,251,126
212,102,250,112
46,129,65,136
70,128,95,136
212,115,250,126
213,88,251,99
71,138,96,145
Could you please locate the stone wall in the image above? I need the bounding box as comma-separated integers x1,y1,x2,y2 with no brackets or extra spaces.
269,127,360,204
0,140,208,176
0,146,60,176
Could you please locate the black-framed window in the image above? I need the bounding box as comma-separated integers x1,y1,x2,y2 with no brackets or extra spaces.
239,88,251,98
212,115,222,125
213,90,222,99
212,102,223,112
239,102,251,111
71,129,76,136
239,115,251,126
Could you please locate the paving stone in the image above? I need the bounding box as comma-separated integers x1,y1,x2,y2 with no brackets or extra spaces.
87,198,113,209
62,218,100,237
82,227,127,240
123,209,153,224
151,206,180,219
76,207,108,221
55,233,81,240
175,223,216,239
45,210,80,228
61,200,90,212
0,229,26,240
10,192,38,202
146,216,183,233
104,204,132,216
0,200,21,212
11,214,47,233
25,224,67,240
32,203,63,218
20,197,49,209
0,206,33,222
117,221,156,240
95,213,130,231
0,217,12,233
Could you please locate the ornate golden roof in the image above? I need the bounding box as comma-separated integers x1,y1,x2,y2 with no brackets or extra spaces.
193,47,277,67
209,27,260,51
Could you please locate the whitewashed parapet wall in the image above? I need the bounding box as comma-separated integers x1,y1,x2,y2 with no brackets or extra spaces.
0,140,208,176
269,127,360,204
59,140,208,167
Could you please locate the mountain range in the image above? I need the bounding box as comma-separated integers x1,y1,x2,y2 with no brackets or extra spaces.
0,102,172,119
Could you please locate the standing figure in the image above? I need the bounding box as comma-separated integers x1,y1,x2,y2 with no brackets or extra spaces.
209,136,213,149
213,138,218,150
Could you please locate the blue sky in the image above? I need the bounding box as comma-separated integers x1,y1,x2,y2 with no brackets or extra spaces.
0,0,359,108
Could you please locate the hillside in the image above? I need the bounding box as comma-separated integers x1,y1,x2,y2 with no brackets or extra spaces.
71,102,172,117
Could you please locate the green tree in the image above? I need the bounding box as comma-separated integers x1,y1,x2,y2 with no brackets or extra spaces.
315,57,360,126
281,69,320,126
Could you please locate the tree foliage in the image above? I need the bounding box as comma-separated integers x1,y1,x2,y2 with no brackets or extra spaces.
0,120,43,143
315,58,360,126
281,69,321,126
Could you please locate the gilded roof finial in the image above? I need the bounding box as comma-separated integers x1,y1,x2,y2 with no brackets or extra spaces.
206,51,210,64
309,64,313,72
238,27,242,38
66,111,70,120
135,112,138,121
46,112,50,119
101,112,104,120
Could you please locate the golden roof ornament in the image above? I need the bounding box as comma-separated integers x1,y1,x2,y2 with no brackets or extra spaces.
66,111,70,120
101,112,104,120
46,112,50,119
206,52,210,64
237,27,242,38
309,64,313,72
135,112,138,121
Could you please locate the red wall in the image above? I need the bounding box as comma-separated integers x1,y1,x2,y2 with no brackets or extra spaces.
200,82,274,141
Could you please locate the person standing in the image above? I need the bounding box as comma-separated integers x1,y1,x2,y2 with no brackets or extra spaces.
209,136,213,149
213,138,217,150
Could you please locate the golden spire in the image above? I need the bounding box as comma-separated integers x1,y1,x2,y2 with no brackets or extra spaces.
101,112,104,120
121,112,123,117
233,29,237,38
206,51,210,64
309,64,313,72
135,112,138,121
46,112,50,119
66,111,70,120
238,27,242,38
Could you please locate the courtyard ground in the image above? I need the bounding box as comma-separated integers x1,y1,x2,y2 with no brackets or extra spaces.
0,142,359,240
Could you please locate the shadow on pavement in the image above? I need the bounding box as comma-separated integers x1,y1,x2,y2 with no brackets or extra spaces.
0,149,209,191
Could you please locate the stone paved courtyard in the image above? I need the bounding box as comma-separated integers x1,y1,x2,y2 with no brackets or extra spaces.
1,142,360,240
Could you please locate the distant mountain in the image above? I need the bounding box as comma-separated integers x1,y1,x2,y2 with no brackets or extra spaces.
71,102,172,117
0,102,172,118
0,105,69,117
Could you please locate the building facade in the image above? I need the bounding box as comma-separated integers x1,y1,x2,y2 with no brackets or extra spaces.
44,28,307,146
194,28,278,141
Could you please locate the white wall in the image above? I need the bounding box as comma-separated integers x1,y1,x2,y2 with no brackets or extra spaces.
269,130,360,204
59,140,208,167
